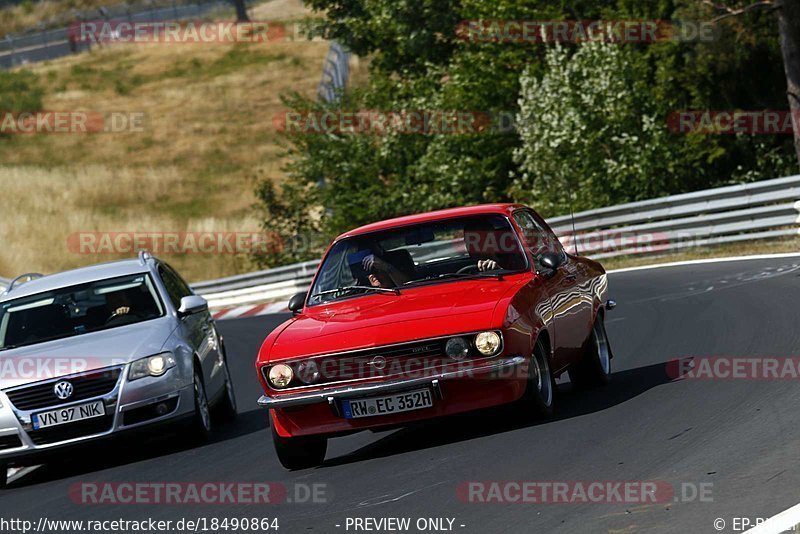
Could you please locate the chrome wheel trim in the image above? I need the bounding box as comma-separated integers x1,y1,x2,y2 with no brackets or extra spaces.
594,320,611,375
224,361,237,411
195,376,211,431
534,343,553,407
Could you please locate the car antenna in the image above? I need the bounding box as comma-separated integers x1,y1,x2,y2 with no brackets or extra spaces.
569,184,579,256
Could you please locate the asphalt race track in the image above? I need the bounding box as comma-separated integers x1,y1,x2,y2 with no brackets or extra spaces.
4,256,800,533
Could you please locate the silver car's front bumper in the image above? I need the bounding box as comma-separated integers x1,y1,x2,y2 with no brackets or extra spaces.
258,355,526,409
0,366,194,461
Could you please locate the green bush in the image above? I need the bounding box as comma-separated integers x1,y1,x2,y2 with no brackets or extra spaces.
0,69,43,112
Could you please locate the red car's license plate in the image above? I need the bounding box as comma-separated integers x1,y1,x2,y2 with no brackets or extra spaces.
343,389,434,419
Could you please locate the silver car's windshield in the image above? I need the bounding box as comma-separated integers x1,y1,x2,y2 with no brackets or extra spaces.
308,214,528,305
0,273,165,351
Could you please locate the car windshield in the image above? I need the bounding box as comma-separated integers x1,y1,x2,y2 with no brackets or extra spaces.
308,214,528,305
0,273,165,351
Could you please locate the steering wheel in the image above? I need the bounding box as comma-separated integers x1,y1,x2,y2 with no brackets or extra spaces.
104,310,140,326
456,264,479,275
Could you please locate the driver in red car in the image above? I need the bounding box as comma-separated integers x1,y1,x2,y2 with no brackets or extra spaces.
362,231,503,291
361,254,408,288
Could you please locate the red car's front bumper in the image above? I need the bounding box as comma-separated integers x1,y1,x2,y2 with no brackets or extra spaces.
260,355,528,438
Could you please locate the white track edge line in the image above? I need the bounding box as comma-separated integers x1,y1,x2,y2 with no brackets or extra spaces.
743,501,800,533
607,252,800,274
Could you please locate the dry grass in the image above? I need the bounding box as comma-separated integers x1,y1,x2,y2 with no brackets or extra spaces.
1,0,113,37
0,0,331,281
602,236,800,271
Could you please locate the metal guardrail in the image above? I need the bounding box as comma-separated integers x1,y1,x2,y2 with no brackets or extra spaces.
548,174,800,259
317,40,350,103
191,174,800,308
0,0,241,69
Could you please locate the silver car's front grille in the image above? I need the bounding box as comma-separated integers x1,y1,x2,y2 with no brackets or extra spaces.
28,413,114,445
4,367,122,411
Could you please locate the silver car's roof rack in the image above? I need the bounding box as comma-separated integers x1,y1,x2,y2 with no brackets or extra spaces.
5,273,44,294
138,250,153,265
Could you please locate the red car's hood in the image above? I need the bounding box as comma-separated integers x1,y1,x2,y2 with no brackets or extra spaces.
269,276,528,360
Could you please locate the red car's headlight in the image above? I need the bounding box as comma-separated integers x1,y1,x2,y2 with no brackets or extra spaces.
475,331,502,356
296,360,321,384
268,364,294,388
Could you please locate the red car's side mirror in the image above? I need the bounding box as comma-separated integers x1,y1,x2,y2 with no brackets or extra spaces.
288,292,306,315
539,252,563,277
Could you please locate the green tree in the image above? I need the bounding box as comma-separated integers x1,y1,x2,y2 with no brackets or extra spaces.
255,0,798,267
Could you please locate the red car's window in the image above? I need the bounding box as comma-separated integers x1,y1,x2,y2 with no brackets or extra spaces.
513,210,566,262
308,214,528,305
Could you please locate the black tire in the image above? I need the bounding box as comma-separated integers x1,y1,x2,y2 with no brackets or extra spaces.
214,351,238,423
519,337,556,419
0,463,7,489
569,314,612,389
271,423,327,470
189,368,212,441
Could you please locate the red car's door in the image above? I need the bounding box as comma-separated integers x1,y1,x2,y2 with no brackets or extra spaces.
513,209,592,372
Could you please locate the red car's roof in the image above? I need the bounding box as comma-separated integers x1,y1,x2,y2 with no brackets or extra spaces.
337,203,525,240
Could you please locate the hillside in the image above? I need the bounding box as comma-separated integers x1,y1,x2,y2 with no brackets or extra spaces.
0,0,347,282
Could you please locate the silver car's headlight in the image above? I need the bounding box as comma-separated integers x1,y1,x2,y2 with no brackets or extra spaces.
128,352,176,381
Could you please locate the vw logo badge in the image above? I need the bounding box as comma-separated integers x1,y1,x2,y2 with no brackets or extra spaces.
369,356,387,370
53,381,74,400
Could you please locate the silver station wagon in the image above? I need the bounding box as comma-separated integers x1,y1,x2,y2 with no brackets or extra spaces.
0,252,236,487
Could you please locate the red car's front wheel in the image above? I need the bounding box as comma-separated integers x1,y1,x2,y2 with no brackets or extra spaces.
271,423,327,470
519,337,555,418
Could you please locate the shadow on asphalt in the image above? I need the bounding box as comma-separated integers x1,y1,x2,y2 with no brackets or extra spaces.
7,407,270,490
320,361,674,468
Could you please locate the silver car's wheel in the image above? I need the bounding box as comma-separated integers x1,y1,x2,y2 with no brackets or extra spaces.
0,464,7,490
191,369,212,439
215,356,238,422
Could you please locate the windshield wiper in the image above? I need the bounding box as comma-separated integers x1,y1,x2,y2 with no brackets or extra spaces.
405,272,504,286
311,285,401,302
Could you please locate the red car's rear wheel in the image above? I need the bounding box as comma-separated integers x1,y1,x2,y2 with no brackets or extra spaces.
569,314,612,388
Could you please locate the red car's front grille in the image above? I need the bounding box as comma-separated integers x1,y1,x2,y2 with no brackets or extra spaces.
318,341,447,382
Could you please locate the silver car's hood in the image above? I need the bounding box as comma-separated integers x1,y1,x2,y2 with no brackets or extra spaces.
0,317,176,389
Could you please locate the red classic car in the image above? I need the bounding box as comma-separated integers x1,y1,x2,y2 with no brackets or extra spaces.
256,204,615,469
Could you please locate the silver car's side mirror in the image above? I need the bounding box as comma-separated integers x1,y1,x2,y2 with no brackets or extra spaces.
178,295,208,317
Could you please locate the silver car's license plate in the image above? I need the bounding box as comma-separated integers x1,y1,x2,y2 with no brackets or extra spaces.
343,389,433,419
32,400,106,430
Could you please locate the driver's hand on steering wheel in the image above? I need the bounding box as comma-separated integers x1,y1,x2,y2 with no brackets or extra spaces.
477,259,498,272
107,306,131,322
